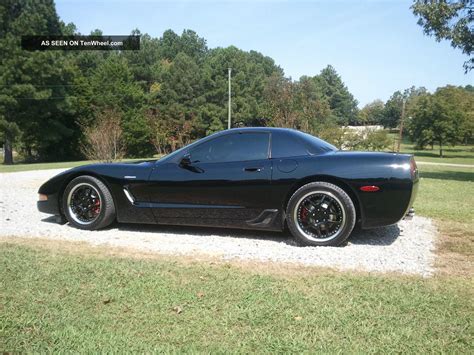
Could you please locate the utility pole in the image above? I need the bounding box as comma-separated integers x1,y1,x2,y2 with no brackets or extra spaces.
228,68,232,129
397,98,406,152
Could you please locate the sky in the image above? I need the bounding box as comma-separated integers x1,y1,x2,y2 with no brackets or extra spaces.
56,0,473,106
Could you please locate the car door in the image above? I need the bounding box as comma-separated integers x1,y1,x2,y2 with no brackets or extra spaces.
146,132,273,227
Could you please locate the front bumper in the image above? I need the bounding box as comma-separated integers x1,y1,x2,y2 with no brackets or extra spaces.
37,193,60,215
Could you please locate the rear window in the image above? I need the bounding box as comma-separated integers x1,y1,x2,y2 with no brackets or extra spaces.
295,131,338,154
271,130,337,158
271,131,309,158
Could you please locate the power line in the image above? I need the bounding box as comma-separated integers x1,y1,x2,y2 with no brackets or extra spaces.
0,81,155,88
12,92,144,100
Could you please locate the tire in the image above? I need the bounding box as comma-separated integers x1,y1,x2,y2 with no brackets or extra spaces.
286,182,356,247
62,175,116,230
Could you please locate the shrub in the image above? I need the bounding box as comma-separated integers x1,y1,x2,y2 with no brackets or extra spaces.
81,108,126,162
317,126,391,151
359,129,392,151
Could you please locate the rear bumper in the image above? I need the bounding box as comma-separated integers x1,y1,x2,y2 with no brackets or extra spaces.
403,172,419,221
37,193,60,215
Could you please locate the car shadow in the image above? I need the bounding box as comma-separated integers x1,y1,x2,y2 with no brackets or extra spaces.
115,222,401,247
116,223,297,245
41,215,67,224
41,216,401,247
349,224,401,246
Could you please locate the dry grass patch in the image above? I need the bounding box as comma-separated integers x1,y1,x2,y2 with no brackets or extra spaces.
434,220,474,277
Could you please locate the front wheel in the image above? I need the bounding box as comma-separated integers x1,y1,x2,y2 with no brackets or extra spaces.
62,175,116,230
286,182,356,246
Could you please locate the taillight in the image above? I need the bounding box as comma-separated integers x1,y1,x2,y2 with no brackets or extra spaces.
360,185,380,192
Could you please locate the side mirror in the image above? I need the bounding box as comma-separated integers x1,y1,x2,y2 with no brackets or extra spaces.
180,153,192,166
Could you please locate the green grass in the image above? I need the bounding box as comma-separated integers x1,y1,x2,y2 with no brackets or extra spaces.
0,157,159,173
415,164,474,222
1,242,472,353
401,143,474,165
385,134,474,165
0,159,97,173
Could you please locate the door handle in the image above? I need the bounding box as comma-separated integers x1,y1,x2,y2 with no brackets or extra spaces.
244,167,263,172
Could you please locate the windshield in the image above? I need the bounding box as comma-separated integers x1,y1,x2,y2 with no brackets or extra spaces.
158,134,216,162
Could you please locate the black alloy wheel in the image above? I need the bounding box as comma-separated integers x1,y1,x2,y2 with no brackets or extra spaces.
287,182,356,246
62,175,116,230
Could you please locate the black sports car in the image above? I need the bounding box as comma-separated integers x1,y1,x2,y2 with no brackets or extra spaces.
37,127,419,246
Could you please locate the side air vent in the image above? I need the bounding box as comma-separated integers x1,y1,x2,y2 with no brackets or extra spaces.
123,187,136,204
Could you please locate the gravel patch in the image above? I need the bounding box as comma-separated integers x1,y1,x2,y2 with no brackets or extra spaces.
0,169,437,276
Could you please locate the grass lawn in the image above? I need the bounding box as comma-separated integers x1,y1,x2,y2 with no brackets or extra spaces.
0,157,159,173
0,159,100,173
1,240,473,353
400,143,474,165
416,164,473,222
385,134,474,165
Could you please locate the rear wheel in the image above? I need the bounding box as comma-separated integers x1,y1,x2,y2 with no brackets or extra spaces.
62,175,116,230
286,182,356,246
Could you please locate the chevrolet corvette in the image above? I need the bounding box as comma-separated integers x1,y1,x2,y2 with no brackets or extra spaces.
37,127,419,246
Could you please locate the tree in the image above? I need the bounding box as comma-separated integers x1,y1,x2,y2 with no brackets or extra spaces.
202,46,282,130
261,74,333,133
412,0,474,72
261,73,298,128
382,91,404,128
154,52,206,148
434,85,474,144
293,76,332,132
312,65,358,125
382,86,427,128
358,100,385,125
407,86,473,156
74,54,149,157
159,29,207,62
407,94,435,149
0,120,20,164
0,0,78,163
123,31,161,87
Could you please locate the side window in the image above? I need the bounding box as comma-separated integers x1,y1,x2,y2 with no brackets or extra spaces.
271,131,309,158
190,133,270,163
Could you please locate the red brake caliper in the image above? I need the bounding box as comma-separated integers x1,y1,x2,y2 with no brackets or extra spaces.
93,199,100,214
300,206,308,221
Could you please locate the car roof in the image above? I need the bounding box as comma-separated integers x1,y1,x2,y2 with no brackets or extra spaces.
213,127,297,136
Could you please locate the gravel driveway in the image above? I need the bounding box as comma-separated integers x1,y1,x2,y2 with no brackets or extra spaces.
0,168,436,276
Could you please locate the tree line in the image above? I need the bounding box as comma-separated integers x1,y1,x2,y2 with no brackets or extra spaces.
1,0,472,164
